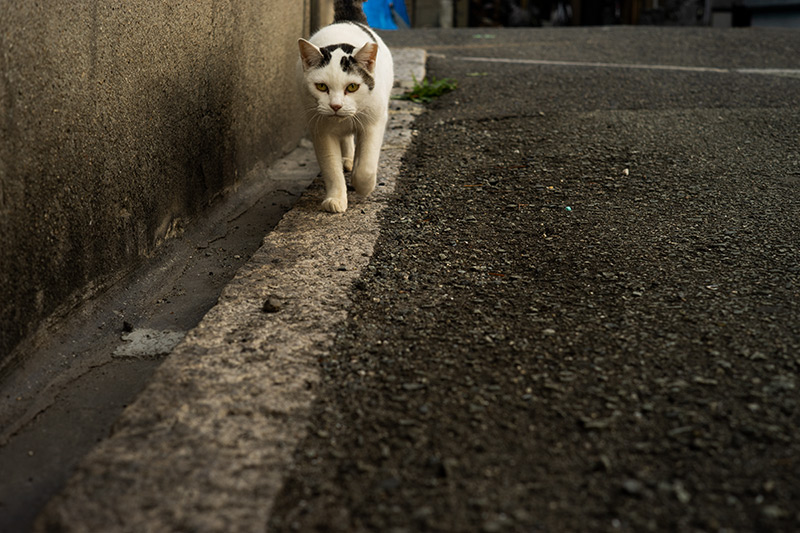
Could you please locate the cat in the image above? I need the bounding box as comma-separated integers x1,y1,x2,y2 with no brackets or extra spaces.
298,0,394,213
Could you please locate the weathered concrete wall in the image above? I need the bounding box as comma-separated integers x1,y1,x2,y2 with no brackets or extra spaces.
0,1,311,365
311,0,334,32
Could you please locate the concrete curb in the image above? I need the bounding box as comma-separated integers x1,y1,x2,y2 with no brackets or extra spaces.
34,48,426,533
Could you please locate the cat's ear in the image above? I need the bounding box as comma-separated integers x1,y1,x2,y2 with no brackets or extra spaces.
354,42,379,73
299,39,324,70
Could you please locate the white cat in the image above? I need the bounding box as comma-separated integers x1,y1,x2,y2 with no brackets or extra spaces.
298,0,394,213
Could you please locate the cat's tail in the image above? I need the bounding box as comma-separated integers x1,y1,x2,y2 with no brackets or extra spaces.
334,0,368,24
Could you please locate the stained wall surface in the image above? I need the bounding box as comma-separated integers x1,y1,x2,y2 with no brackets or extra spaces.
0,1,311,365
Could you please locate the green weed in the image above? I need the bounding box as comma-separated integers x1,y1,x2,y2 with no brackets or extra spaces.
394,75,457,103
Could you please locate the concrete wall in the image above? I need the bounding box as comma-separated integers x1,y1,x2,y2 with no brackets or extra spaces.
311,0,335,32
0,1,312,365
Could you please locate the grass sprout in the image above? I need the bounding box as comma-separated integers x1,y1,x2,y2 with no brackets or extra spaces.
394,75,457,103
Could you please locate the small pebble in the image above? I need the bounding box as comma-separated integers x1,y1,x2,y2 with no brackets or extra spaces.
262,296,282,313
673,481,691,504
596,454,612,472
622,479,645,495
761,505,786,519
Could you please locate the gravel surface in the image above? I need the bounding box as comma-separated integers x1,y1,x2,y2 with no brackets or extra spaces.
269,28,800,532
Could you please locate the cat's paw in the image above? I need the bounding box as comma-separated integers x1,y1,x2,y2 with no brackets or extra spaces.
321,195,348,213
352,170,376,196
343,158,354,172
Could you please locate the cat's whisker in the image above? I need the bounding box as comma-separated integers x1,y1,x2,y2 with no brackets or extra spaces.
355,115,368,133
305,111,323,130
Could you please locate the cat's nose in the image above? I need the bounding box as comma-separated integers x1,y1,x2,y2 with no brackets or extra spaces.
330,103,342,112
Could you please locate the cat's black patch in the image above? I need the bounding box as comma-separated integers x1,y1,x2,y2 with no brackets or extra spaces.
316,43,356,68
315,42,376,91
314,47,332,68
323,43,355,55
340,55,375,91
340,55,355,72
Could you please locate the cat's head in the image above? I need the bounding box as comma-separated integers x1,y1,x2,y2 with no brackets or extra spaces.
298,39,378,118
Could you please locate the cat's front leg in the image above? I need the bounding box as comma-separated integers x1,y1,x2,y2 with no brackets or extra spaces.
314,133,348,213
352,115,387,196
341,134,355,172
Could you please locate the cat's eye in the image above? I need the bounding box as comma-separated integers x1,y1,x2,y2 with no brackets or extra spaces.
346,83,360,93
315,83,328,92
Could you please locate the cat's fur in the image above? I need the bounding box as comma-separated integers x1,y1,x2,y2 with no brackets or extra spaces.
298,0,394,213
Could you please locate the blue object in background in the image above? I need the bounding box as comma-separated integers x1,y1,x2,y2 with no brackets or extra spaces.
363,0,410,30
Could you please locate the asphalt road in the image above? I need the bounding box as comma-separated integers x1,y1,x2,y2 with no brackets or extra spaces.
268,28,800,532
